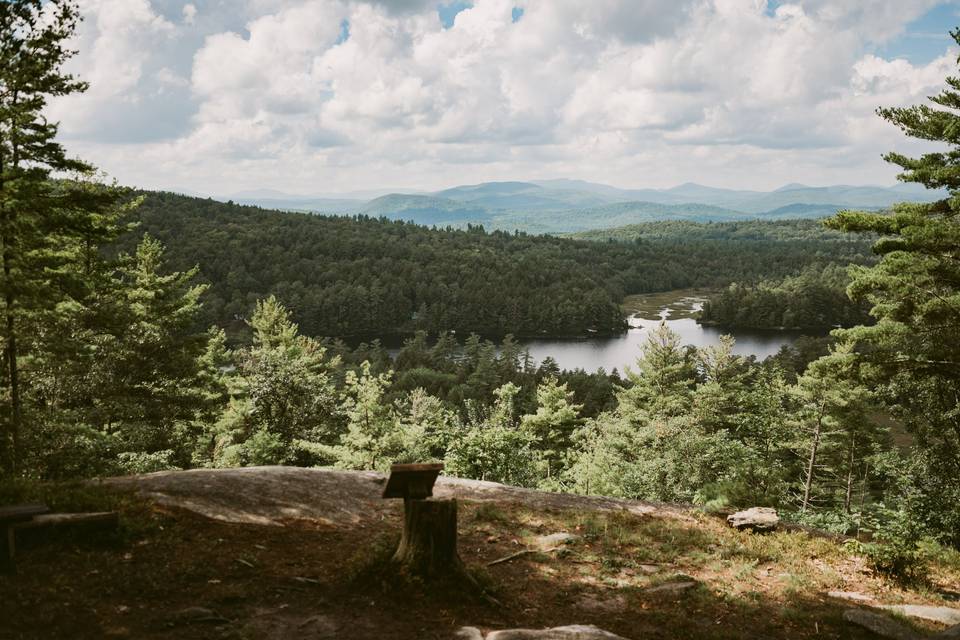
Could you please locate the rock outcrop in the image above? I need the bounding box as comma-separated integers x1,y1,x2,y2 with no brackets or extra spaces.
727,507,779,532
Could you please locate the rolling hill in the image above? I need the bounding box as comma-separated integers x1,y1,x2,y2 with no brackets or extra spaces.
217,179,947,233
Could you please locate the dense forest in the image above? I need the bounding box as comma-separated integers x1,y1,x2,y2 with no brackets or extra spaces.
700,264,874,330
568,217,877,244
121,194,874,340
2,1,960,591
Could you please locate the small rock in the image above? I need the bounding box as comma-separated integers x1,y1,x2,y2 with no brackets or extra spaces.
878,605,960,626
638,564,660,574
486,625,630,640
843,609,919,640
828,591,875,603
172,607,228,625
455,628,484,640
727,507,779,532
643,580,698,594
533,532,581,551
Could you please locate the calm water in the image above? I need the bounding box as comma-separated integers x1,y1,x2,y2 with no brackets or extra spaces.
517,305,801,373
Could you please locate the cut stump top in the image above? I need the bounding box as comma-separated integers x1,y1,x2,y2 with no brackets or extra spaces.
382,463,444,500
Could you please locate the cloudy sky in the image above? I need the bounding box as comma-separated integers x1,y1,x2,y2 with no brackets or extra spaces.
49,0,960,196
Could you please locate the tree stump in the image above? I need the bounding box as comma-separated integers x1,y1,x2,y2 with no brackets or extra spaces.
392,498,463,578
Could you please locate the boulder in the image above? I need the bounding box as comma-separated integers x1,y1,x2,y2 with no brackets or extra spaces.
727,507,779,532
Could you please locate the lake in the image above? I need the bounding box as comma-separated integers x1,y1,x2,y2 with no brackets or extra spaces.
517,291,802,373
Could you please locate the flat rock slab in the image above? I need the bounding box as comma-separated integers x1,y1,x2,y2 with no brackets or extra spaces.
13,512,118,531
534,532,581,551
461,625,630,639
101,466,682,528
727,507,779,532
828,591,875,603
878,605,960,626
843,609,919,640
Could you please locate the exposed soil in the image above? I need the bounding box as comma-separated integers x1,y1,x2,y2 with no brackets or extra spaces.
1,467,958,640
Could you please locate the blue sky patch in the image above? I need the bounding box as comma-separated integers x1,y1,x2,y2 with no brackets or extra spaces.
336,18,350,45
438,1,472,29
512,7,524,23
877,3,960,64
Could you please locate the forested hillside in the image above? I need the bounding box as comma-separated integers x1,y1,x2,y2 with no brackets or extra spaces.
124,193,875,339
700,264,874,330
568,218,875,244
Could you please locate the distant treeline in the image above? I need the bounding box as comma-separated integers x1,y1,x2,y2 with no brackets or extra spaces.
122,194,875,340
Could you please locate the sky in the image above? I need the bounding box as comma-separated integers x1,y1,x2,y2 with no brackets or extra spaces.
47,0,960,196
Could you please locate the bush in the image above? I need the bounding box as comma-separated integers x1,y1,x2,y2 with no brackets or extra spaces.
861,509,929,584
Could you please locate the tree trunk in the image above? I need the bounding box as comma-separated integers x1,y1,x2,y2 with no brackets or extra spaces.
801,406,824,513
844,435,857,514
0,148,20,477
392,498,462,578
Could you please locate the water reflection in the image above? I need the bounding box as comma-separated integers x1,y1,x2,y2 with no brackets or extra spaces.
518,304,801,373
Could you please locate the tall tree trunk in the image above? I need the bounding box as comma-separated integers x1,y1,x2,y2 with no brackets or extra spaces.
0,142,18,476
0,105,21,476
844,435,857,514
801,403,824,513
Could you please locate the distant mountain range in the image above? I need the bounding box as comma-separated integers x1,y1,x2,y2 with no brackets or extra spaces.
218,179,947,234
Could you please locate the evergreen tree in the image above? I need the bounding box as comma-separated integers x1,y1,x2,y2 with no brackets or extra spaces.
825,28,960,544
0,0,126,474
792,343,874,513
211,296,340,467
618,322,696,419
520,378,583,484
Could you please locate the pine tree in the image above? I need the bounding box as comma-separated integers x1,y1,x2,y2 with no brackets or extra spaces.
213,296,340,467
825,28,960,543
0,1,129,474
618,322,696,419
520,378,583,483
792,343,874,513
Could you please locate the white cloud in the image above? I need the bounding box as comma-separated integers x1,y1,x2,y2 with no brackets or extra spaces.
182,3,197,24
48,0,959,194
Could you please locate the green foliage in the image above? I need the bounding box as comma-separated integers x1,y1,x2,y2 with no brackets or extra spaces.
118,193,874,341
701,264,872,330
0,1,132,475
445,383,539,487
861,508,929,585
204,296,340,467
825,28,960,548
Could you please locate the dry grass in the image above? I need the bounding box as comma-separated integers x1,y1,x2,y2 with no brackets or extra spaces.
1,483,958,639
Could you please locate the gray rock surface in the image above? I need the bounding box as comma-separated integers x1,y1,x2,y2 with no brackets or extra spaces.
727,507,779,532
878,605,960,626
843,609,919,640
101,466,685,527
484,625,630,639
828,591,875,603
534,532,581,550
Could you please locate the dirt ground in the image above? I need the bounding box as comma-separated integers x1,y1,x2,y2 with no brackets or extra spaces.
1,467,958,639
